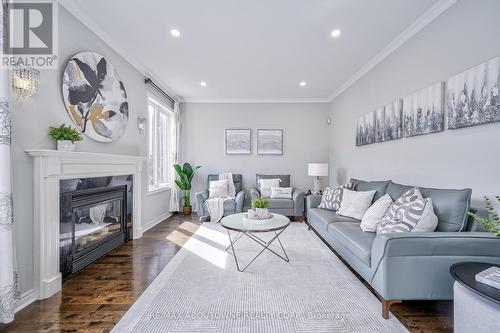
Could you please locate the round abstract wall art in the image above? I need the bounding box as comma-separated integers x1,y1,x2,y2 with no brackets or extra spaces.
62,51,129,142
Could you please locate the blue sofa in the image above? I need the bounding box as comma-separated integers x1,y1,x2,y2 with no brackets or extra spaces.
195,174,246,218
306,179,500,319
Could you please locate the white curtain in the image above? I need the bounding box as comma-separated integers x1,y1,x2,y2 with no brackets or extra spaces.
0,69,18,323
169,101,182,212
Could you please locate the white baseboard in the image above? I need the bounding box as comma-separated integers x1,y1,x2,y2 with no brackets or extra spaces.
142,211,173,233
15,289,36,313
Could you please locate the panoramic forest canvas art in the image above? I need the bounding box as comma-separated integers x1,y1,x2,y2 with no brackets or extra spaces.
403,82,444,137
62,51,129,142
446,56,500,129
374,99,403,143
356,112,375,146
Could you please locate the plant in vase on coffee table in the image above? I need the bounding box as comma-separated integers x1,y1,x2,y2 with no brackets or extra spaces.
250,198,270,219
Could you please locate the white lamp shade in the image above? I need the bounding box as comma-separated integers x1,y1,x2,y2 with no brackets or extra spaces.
308,163,329,177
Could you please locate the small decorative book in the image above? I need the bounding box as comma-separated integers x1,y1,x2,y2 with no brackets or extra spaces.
475,266,500,290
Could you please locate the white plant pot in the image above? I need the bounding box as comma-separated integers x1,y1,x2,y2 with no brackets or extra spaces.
57,140,76,151
255,208,269,219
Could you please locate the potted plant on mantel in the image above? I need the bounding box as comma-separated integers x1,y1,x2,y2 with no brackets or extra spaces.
48,124,83,151
174,162,201,216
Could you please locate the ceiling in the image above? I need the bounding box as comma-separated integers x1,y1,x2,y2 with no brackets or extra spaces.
60,0,442,101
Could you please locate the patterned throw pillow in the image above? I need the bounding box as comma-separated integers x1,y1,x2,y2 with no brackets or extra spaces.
377,188,429,234
318,183,352,211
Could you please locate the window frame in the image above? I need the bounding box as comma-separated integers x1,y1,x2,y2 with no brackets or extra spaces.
147,93,173,194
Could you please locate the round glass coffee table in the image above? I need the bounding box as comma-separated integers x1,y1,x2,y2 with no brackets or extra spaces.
221,212,290,272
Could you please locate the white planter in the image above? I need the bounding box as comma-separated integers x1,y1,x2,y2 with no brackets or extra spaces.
57,140,76,151
255,208,270,219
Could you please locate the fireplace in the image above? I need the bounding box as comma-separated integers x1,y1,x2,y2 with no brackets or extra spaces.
26,150,143,299
60,176,132,280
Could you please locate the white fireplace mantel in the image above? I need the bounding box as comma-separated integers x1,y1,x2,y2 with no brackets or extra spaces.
26,149,144,300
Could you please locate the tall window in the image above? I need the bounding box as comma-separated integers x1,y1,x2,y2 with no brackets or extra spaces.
147,94,173,192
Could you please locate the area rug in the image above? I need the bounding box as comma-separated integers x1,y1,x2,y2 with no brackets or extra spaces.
112,222,407,333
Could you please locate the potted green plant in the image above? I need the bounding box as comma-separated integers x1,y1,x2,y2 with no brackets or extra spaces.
252,198,270,219
468,196,500,237
48,124,83,151
174,162,201,216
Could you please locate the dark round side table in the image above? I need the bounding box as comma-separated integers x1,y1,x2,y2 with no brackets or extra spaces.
450,262,500,333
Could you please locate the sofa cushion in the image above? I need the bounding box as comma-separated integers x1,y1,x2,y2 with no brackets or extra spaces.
386,181,471,232
256,174,290,187
267,198,294,209
351,178,390,202
328,222,376,266
308,208,360,224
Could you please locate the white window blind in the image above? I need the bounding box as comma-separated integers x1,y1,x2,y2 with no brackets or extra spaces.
147,93,173,192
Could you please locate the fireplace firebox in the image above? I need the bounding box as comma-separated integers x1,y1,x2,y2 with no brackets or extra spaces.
60,177,132,280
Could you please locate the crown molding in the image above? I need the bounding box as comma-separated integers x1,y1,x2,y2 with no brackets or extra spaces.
58,0,456,105
180,97,330,104
56,0,180,102
328,0,457,102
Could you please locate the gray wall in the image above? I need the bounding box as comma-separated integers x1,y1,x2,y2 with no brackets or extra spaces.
11,6,170,297
328,0,500,206
180,102,330,209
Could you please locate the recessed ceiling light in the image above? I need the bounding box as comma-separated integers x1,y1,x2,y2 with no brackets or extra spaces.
299,81,307,87
170,29,180,37
331,29,341,38
200,81,207,87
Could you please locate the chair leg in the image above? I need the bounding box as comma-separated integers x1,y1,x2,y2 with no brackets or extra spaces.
381,299,401,319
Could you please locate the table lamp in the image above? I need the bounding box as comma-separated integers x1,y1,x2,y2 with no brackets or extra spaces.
308,163,328,195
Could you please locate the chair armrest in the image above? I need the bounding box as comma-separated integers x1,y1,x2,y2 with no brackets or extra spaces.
292,188,305,216
371,232,500,265
249,188,261,201
235,190,246,213
195,190,209,217
306,195,322,210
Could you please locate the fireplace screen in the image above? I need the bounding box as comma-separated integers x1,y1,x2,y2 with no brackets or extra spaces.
60,185,127,280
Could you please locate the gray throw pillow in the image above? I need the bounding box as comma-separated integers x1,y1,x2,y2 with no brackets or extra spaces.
318,183,352,211
377,187,428,234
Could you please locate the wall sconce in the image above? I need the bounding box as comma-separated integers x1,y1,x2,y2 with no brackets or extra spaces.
12,67,40,100
137,117,146,134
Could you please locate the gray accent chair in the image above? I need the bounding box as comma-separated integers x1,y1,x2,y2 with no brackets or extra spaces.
306,178,500,319
195,174,245,218
249,174,305,219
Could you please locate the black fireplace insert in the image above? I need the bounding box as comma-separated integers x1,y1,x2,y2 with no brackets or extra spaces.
60,181,130,281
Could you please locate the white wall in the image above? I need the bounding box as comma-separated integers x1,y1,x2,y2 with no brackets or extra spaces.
328,0,500,207
180,102,330,208
11,6,170,298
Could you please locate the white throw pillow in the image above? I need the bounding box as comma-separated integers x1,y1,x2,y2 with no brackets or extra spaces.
209,179,229,198
412,198,438,232
259,178,281,198
337,189,376,220
270,187,293,199
360,194,393,232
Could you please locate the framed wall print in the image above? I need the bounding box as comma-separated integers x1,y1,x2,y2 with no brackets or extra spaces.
257,129,283,155
225,129,251,155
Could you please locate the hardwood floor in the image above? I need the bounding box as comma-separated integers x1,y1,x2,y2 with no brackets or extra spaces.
2,214,452,333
